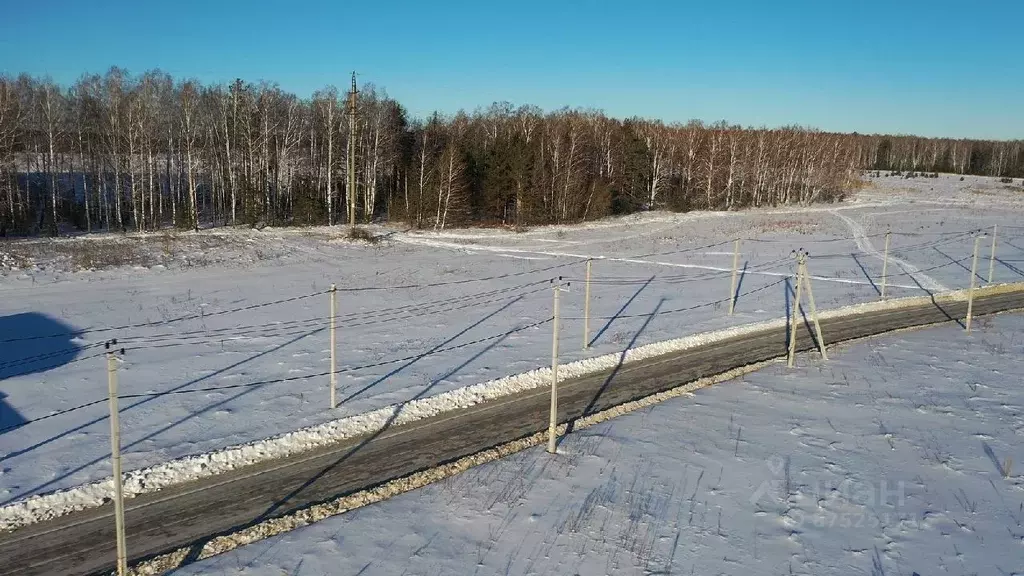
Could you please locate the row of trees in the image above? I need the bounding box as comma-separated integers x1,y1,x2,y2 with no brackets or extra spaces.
856,135,1023,177
0,69,406,235
0,68,1015,236
397,110,858,228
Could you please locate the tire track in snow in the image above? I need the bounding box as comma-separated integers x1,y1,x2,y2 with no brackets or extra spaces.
830,210,947,292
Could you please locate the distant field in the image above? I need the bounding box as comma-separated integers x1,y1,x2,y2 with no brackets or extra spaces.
0,172,1022,553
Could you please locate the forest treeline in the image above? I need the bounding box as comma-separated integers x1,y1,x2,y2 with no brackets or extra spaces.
0,68,1020,235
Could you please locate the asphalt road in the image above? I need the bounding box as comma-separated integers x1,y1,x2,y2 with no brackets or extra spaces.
2,289,1022,575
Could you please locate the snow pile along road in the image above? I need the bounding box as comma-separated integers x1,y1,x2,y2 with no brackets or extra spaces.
178,311,1024,576
1,282,1022,533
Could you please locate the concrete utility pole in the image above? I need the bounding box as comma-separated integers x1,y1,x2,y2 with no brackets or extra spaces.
966,234,983,333
105,342,128,576
347,72,358,227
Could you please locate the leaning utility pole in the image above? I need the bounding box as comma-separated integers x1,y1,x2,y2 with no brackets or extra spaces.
347,72,358,227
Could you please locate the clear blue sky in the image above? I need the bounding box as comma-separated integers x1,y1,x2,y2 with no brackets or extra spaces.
1,0,1020,139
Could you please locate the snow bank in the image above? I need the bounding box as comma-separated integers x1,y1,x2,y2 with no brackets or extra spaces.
2,282,1022,533
171,309,1024,576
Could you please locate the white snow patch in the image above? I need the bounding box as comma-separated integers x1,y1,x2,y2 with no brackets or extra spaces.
494,254,551,261
179,310,1024,576
831,210,948,291
2,282,1019,533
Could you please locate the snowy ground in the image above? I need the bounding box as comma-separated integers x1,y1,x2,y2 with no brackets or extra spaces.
1,173,1023,520
176,312,1024,576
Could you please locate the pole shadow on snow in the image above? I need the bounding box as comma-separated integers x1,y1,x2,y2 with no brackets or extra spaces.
904,270,933,297
901,271,965,329
981,440,1008,476
0,313,88,436
1002,237,1024,255
560,298,665,446
1,328,323,504
995,257,1024,278
932,246,983,282
732,261,749,311
178,306,526,567
338,297,523,405
588,276,655,347
850,253,881,296
267,329,513,519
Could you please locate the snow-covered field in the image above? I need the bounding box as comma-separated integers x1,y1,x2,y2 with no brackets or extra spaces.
0,173,1022,529
176,310,1024,576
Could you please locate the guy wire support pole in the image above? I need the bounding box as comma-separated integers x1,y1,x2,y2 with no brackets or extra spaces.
800,251,827,361
787,250,804,369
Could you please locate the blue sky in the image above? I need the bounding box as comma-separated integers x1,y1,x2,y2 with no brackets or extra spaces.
0,0,1020,139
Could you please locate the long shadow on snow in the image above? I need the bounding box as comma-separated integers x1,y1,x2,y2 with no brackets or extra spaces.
995,257,1024,278
1,328,322,504
981,440,1008,476
0,392,27,436
871,265,962,329
850,253,881,296
337,296,523,405
901,270,966,330
0,312,86,381
588,276,655,348
732,261,749,310
1002,237,1024,255
932,246,983,282
0,313,88,435
560,298,665,445
177,304,523,566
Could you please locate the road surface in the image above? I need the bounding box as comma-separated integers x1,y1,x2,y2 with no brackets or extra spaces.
1,287,1022,575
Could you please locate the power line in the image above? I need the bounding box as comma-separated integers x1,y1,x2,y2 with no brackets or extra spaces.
882,256,972,279
0,318,554,434
563,278,788,320
627,238,735,259
0,290,325,345
0,343,108,371
0,261,579,346
807,231,974,260
332,260,578,292
0,227,988,369
744,229,977,245
0,278,557,369
120,279,552,346
122,318,553,399
125,284,552,351
558,257,793,286
0,399,108,435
